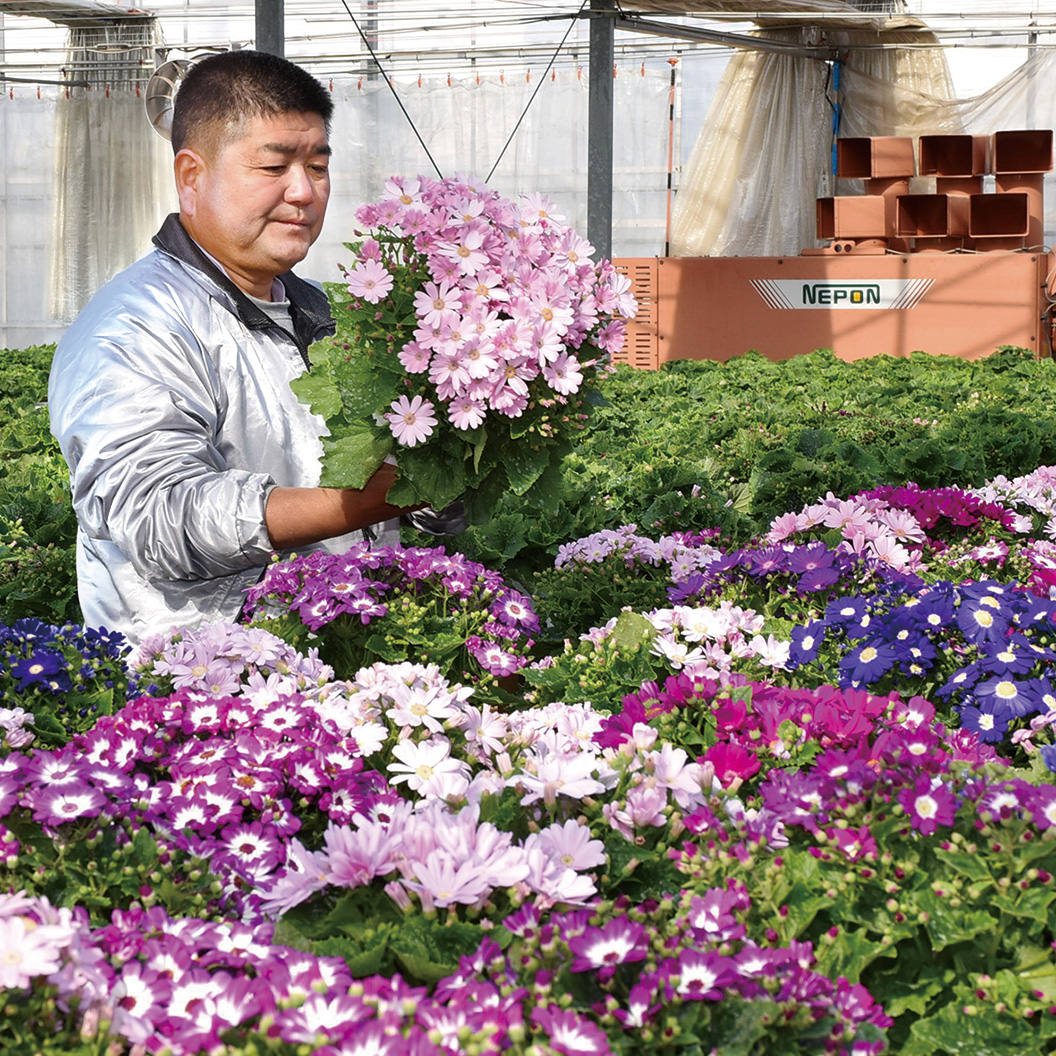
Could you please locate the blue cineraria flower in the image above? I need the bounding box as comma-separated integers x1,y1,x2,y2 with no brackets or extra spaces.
788,621,826,666
972,676,1039,718
9,650,67,691
955,594,1011,647
1041,744,1056,775
935,662,984,700
824,596,872,631
896,583,957,631
959,702,1012,744
977,634,1042,676
890,633,937,677
1034,678,1056,712
839,640,897,685
1012,595,1056,631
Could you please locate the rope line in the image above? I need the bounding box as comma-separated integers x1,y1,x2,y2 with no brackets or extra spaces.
485,0,587,182
337,0,444,178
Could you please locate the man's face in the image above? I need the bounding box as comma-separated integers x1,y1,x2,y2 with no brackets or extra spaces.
176,110,331,298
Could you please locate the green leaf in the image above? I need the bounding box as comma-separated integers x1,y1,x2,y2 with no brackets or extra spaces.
904,1000,1045,1056
992,883,1056,925
917,889,996,952
318,428,392,489
933,848,992,884
314,932,393,978
814,927,889,984
130,828,159,870
608,610,657,652
503,441,551,496
290,370,343,419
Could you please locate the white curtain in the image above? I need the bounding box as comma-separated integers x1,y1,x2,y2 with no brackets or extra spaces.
46,18,174,323
669,24,959,257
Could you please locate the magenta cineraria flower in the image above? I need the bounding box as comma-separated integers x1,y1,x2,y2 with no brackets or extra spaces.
898,775,958,835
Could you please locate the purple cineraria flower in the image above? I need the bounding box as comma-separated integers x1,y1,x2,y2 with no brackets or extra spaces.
612,978,661,1028
686,881,750,944
567,918,649,977
530,1004,613,1056
667,948,739,1001
1027,783,1056,829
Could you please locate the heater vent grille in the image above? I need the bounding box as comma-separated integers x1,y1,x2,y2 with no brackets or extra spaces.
613,259,659,370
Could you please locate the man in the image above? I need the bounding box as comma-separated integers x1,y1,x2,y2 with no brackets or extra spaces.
49,50,421,642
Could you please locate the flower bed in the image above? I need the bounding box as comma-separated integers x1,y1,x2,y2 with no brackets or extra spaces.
3,466,1056,1055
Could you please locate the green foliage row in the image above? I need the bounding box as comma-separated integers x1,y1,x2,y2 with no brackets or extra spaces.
5,342,1056,626
0,345,79,625
456,346,1056,580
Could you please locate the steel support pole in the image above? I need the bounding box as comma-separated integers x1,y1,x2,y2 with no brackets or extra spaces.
255,0,285,57
588,0,614,260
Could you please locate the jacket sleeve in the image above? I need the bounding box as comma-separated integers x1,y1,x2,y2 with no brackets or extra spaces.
50,317,277,583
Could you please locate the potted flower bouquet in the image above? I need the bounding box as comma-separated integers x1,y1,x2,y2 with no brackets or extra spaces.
292,175,637,521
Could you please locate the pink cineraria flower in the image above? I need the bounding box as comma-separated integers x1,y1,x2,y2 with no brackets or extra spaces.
414,279,463,329
385,394,437,447
323,819,400,888
533,819,607,870
382,175,424,206
346,259,394,304
387,738,468,793
543,352,583,395
436,226,489,276
514,752,605,806
0,913,71,988
448,395,487,431
397,340,432,374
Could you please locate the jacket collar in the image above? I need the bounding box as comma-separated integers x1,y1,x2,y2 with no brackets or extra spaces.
152,214,335,364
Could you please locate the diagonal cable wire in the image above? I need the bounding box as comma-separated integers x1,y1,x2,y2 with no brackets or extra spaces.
486,0,587,182
337,0,444,178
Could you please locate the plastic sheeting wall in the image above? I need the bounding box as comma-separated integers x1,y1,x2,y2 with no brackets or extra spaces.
0,59,703,348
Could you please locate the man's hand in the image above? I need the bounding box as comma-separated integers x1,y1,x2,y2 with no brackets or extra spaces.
265,463,423,550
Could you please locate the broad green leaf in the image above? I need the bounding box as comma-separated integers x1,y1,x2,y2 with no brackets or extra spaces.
904,1001,1045,1056
609,610,657,651
392,443,467,509
917,889,996,952
992,883,1056,926
290,370,343,419
318,429,391,489
503,441,550,495
933,848,992,884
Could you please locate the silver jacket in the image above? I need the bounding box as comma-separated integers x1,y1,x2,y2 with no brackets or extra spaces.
49,214,397,643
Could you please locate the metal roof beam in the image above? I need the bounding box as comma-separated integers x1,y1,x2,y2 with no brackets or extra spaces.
611,11,839,60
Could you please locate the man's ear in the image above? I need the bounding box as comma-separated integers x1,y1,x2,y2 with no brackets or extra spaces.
174,148,206,217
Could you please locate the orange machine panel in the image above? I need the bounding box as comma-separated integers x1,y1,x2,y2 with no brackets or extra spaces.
612,253,1051,364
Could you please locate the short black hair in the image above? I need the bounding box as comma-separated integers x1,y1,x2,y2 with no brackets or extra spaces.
171,49,333,155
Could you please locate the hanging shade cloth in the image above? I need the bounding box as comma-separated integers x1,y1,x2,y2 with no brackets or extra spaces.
618,0,922,31
668,1,960,256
